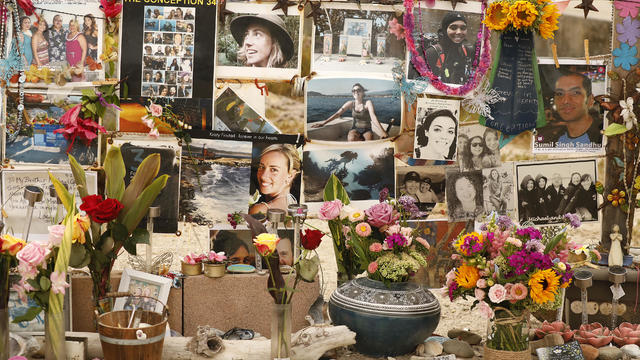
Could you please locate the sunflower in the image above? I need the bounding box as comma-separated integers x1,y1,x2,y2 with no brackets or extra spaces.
483,1,510,31
528,269,560,304
538,4,560,39
507,1,539,29
455,264,481,289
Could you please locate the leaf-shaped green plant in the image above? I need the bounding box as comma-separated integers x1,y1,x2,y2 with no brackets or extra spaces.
121,175,169,234
118,153,161,222
103,146,126,201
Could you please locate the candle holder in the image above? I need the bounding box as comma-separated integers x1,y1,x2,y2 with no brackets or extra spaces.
574,270,593,325
287,204,308,262
22,186,44,241
608,266,626,329
146,207,161,273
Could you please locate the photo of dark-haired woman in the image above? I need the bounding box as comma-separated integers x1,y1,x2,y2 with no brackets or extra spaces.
446,169,484,221
414,108,458,160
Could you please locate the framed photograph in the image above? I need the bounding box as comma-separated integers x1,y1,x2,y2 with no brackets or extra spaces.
1,169,98,239
414,97,460,161
533,59,607,154
210,229,294,266
445,168,484,222
216,3,302,80
118,96,212,133
9,274,71,332
302,142,395,203
112,138,181,233
457,124,501,171
396,165,445,213
406,1,484,88
214,87,280,133
3,91,100,166
312,4,406,77
515,159,598,225
7,0,105,88
114,268,173,313
482,163,515,217
306,77,401,142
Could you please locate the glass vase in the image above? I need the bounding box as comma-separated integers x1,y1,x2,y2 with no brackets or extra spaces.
44,310,66,360
0,257,9,360
271,303,291,360
485,307,530,354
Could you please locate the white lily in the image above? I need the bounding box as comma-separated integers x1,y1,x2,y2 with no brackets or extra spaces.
620,97,637,130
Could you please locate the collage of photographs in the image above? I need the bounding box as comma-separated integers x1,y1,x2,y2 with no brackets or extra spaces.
142,5,195,98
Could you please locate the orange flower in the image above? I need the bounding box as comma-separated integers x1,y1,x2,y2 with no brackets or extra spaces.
483,1,510,31
0,234,26,256
455,264,480,289
539,4,560,39
507,1,539,29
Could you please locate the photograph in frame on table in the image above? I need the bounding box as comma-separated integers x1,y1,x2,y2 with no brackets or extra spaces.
482,163,515,217
516,159,598,225
210,229,295,268
311,3,406,77
9,277,72,332
395,165,445,213
302,142,395,203
1,168,98,239
113,268,172,313
214,86,281,133
118,96,212,133
406,1,484,87
121,1,216,102
445,168,484,222
112,137,181,233
533,60,607,154
6,0,106,87
457,123,501,171
413,96,460,161
3,91,99,165
215,3,302,80
306,77,401,142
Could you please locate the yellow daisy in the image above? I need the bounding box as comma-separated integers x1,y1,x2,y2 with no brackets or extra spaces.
483,1,510,31
508,1,539,29
528,269,560,304
455,264,480,289
538,4,560,40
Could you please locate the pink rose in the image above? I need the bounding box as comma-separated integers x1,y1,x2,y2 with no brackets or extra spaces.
318,200,343,220
16,242,50,268
474,288,485,301
47,225,65,247
477,301,494,318
503,283,514,300
488,284,507,304
148,103,163,117
369,242,383,252
415,237,430,249
367,261,378,273
365,203,397,227
510,283,528,301
476,279,487,288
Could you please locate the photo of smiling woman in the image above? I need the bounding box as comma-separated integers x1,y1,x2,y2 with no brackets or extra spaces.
446,169,484,222
414,109,458,160
249,143,302,216
230,14,294,68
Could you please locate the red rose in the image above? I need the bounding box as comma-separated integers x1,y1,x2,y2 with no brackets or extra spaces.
301,229,323,250
80,195,124,223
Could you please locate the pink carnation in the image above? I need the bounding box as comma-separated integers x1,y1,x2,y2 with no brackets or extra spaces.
510,283,528,301
488,284,507,303
476,278,487,288
477,300,494,318
318,200,342,220
355,222,372,237
367,261,378,273
506,237,522,247
503,283,514,300
369,242,383,252
474,288,485,301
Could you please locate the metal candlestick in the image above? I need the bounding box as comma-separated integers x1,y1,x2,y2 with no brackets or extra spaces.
608,266,627,329
262,209,285,275
146,207,161,273
22,186,44,241
574,270,593,325
287,204,308,262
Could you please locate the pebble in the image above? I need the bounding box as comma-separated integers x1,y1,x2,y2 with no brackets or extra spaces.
426,336,450,344
422,340,443,357
621,344,640,358
580,344,599,360
530,333,564,354
442,339,474,358
597,346,623,360
447,328,482,345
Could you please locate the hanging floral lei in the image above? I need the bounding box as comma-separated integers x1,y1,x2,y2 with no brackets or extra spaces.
403,0,492,96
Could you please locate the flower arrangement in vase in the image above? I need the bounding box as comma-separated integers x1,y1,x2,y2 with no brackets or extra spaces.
203,251,227,278
181,253,205,276
446,213,579,354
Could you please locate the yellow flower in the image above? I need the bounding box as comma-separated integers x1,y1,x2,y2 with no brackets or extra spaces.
455,264,480,289
508,1,539,29
72,214,91,244
529,269,560,304
454,232,484,256
538,4,560,39
253,233,280,256
0,234,26,256
483,1,510,31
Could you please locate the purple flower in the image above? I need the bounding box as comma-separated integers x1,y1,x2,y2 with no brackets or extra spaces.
385,233,408,249
524,239,544,253
448,281,458,302
560,264,573,284
398,195,423,218
516,227,541,240
379,187,389,202
480,223,488,231
507,249,553,275
497,215,513,230
618,16,640,46
563,213,581,228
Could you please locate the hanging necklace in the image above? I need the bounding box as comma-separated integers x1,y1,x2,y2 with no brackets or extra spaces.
403,0,492,96
10,0,24,126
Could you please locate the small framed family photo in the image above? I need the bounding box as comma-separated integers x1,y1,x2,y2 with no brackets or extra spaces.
216,3,302,80
445,168,484,222
482,163,515,217
306,77,401,142
114,268,173,313
406,1,484,89
414,97,460,161
515,159,598,225
396,165,445,213
533,59,607,154
457,124,501,171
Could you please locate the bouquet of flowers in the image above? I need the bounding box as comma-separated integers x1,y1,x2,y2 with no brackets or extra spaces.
203,251,227,264
483,0,561,39
141,100,192,139
320,175,430,284
446,213,579,351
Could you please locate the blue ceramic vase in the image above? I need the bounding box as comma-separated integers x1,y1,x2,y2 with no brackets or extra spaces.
329,277,441,357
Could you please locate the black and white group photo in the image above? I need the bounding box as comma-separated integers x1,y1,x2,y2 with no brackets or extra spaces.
396,166,445,213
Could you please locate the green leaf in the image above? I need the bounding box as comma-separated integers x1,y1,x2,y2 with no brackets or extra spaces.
131,228,150,245
108,61,115,79
48,172,74,212
621,203,630,213
27,279,40,291
123,82,129,99
68,243,88,268
12,306,43,323
544,231,566,254
121,175,169,233
118,153,161,222
111,223,128,242
323,173,350,204
604,123,628,136
81,89,97,100
68,154,88,198
123,236,137,255
614,157,625,168
39,276,51,291
104,146,126,201
85,102,98,116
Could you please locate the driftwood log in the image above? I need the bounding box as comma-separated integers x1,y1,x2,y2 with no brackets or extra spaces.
19,325,356,360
